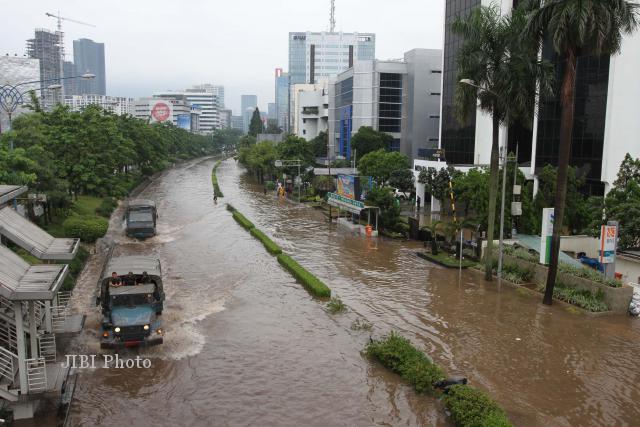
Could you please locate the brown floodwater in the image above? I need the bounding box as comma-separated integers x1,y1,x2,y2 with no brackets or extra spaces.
26,158,640,426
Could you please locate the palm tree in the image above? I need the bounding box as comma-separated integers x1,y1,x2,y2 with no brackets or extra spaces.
525,0,639,305
453,3,554,281
424,220,443,255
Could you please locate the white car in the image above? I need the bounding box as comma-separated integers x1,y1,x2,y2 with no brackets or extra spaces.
393,188,411,200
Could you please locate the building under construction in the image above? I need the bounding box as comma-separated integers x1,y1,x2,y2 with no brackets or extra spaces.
26,29,62,104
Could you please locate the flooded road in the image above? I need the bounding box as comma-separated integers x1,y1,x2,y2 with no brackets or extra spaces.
55,158,640,426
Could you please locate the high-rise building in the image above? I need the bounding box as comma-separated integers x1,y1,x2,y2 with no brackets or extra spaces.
133,97,192,129
231,115,244,132
292,82,328,141
267,103,277,121
328,49,442,160
155,85,221,132
190,84,225,109
26,29,62,106
439,0,640,194
288,31,375,129
63,61,78,95
275,68,289,131
220,109,232,129
241,95,258,133
73,38,106,95
0,56,41,132
64,95,132,115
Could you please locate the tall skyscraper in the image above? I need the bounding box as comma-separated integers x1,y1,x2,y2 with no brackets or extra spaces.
288,31,375,128
274,68,289,131
241,95,258,133
439,0,640,194
73,38,106,95
63,61,78,96
26,29,62,105
190,84,225,109
155,85,221,132
267,103,277,121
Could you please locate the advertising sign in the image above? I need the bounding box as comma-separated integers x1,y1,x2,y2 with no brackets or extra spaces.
417,148,446,161
327,192,364,214
336,175,356,199
150,101,172,123
176,114,191,130
540,208,554,264
599,224,618,264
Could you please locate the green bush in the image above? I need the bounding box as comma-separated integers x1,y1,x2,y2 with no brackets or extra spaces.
503,245,538,263
68,246,90,276
277,253,331,297
442,384,512,427
250,227,282,255
327,296,347,314
366,332,445,394
62,215,108,242
558,262,622,288
542,282,609,312
95,197,118,218
232,211,254,230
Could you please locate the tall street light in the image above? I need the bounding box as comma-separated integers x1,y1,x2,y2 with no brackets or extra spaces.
0,73,95,148
459,78,508,278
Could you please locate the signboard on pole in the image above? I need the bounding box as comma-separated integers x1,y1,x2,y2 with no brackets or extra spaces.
599,224,618,264
540,208,554,264
327,192,364,214
336,175,356,199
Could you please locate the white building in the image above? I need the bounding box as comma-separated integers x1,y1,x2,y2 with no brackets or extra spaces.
155,85,221,132
292,81,328,140
328,49,442,159
64,95,133,115
133,97,191,130
0,56,41,133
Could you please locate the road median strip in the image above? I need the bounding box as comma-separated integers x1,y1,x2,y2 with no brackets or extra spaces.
227,205,331,298
212,161,224,198
366,332,512,427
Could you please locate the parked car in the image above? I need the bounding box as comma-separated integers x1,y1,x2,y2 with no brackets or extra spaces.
393,188,411,200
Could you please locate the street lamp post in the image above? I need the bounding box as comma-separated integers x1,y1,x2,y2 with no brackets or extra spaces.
0,74,95,148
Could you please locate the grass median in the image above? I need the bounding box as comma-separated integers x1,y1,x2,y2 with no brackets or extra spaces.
277,254,331,298
250,227,282,255
366,332,512,427
212,161,224,198
232,211,254,230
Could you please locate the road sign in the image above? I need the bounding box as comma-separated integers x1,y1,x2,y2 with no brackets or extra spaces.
274,160,282,167
417,148,446,160
540,208,554,264
599,224,618,264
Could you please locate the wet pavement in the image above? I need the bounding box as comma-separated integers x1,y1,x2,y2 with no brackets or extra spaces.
26,157,640,426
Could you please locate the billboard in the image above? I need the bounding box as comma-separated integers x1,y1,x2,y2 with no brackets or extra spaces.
599,224,618,264
177,114,191,130
337,175,356,199
150,101,172,123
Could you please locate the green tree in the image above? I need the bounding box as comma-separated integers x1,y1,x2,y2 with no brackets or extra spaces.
265,119,281,134
454,2,554,280
602,154,640,250
310,131,328,157
418,167,451,210
365,187,401,229
613,153,640,187
248,108,263,137
350,126,393,158
388,169,415,194
357,150,410,185
525,0,639,304
276,135,315,170
452,4,551,280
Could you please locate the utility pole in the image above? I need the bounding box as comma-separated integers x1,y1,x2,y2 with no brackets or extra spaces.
330,0,336,32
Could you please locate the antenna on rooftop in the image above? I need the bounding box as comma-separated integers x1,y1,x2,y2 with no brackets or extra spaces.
330,0,336,32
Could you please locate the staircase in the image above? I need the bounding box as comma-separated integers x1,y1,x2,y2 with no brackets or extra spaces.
0,347,18,402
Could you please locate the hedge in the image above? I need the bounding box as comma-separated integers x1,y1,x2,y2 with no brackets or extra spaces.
366,332,445,394
277,253,331,298
250,227,282,255
366,333,513,427
95,197,118,218
212,161,224,198
62,215,108,242
232,211,254,230
442,385,512,427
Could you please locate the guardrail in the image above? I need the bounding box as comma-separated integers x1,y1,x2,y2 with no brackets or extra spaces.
26,357,47,393
0,320,17,354
0,346,16,384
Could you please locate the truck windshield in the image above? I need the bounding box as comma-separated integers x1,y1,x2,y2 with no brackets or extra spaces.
128,210,154,223
112,293,154,307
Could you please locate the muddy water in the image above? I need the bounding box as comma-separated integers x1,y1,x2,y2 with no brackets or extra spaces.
44,158,640,426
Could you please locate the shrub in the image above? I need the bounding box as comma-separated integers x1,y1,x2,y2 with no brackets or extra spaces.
558,262,622,288
327,296,347,314
95,197,118,218
250,227,282,255
62,215,108,242
503,245,538,263
442,384,512,427
232,211,254,230
68,246,90,276
277,253,331,297
543,282,609,312
350,318,373,331
366,332,445,394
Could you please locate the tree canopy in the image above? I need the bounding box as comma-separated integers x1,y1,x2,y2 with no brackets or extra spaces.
351,127,393,158
248,108,264,137
357,150,410,185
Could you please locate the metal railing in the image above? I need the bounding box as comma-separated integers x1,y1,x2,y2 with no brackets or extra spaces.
26,357,47,394
57,291,72,308
0,347,16,384
0,320,17,354
51,306,67,333
38,333,56,363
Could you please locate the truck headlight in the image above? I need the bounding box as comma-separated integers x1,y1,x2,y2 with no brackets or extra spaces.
143,324,150,331
156,328,163,335
102,331,109,338
114,327,121,333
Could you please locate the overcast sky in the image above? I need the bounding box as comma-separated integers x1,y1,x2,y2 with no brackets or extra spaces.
2,0,444,114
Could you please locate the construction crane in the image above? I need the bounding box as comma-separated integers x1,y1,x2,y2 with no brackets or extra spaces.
45,12,96,99
329,0,336,33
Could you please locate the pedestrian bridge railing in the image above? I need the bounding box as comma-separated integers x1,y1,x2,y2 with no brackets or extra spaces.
0,346,16,384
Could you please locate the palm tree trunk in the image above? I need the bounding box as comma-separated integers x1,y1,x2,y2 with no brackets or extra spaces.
484,114,500,281
543,49,577,305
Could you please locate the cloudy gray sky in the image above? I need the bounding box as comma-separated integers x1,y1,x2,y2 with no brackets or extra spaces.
2,0,444,114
